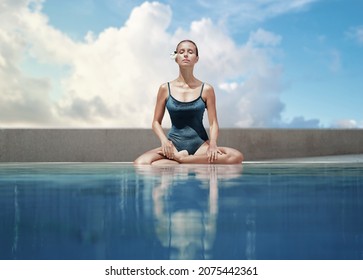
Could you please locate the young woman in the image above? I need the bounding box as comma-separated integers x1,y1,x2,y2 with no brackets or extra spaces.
134,40,243,165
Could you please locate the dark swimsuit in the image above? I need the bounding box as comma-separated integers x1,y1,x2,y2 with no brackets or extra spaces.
166,82,209,155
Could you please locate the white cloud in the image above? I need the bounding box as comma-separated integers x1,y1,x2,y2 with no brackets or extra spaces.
282,116,321,128
0,0,56,126
219,82,238,92
347,26,363,46
331,119,363,129
247,28,282,47
56,2,176,127
0,0,321,128
0,1,176,127
194,0,319,27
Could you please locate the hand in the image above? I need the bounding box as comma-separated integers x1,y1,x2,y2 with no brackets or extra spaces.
207,143,222,163
161,140,175,159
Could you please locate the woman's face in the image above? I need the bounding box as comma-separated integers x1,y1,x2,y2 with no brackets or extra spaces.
175,41,199,66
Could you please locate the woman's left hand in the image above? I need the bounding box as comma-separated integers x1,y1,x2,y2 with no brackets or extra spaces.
207,142,222,163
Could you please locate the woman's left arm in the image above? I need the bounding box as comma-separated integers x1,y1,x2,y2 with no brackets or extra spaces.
204,84,223,162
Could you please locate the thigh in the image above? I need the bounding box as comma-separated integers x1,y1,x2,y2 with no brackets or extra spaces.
193,142,210,156
194,142,233,156
217,146,240,155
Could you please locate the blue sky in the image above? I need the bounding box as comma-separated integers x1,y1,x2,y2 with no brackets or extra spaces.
0,0,362,128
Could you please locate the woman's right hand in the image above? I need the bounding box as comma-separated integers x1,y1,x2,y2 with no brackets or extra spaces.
161,140,175,159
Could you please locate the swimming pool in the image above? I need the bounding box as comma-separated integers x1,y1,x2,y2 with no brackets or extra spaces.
0,162,362,260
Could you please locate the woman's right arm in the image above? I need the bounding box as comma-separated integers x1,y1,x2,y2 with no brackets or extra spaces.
152,84,174,158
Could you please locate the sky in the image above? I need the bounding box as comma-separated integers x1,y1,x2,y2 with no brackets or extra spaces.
0,0,362,128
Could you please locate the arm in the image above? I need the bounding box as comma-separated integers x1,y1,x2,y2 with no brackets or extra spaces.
152,84,175,159
205,84,223,161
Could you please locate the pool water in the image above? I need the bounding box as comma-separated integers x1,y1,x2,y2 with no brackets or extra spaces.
0,162,362,260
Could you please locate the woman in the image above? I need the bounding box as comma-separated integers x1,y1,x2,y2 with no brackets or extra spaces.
134,40,243,165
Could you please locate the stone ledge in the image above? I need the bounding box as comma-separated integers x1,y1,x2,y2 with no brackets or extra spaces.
1,129,362,162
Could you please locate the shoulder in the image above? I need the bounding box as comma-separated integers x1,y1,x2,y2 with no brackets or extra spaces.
156,82,169,102
202,82,214,93
202,82,215,100
159,82,169,92
158,82,169,96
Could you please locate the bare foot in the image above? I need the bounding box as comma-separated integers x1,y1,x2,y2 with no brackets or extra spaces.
173,150,188,162
156,149,188,161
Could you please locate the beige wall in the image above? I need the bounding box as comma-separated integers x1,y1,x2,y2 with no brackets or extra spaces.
1,129,363,162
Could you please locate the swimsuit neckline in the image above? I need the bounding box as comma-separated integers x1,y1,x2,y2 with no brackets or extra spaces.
168,94,202,104
167,82,205,104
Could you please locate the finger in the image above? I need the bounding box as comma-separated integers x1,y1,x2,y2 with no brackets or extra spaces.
209,151,215,162
167,149,173,159
166,142,173,158
168,147,174,158
164,148,171,158
210,153,214,163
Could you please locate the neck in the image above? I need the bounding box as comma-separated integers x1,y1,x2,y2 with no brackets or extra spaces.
177,67,196,85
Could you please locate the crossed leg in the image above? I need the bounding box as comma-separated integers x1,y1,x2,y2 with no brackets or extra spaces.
134,147,180,165
134,142,243,165
177,142,244,164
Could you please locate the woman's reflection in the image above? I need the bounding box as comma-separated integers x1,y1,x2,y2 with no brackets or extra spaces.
137,164,243,259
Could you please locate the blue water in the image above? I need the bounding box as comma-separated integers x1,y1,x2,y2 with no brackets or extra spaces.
0,162,362,260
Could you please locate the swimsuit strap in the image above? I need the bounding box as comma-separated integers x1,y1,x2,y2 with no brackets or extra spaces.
200,83,205,97
167,82,171,96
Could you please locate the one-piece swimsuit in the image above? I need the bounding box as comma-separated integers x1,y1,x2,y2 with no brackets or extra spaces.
166,82,209,155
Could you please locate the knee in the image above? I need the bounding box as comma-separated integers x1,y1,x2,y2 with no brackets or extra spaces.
134,155,151,165
230,150,244,164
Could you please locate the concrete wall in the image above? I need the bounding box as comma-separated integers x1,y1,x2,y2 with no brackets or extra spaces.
1,129,363,162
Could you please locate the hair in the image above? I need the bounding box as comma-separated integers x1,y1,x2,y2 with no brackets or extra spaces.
175,39,199,57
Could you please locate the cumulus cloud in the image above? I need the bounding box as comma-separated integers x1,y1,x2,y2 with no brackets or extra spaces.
57,2,176,127
0,0,322,128
169,19,288,127
0,1,176,127
0,0,56,126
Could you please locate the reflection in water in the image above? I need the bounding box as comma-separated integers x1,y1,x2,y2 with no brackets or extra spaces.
1,163,363,260
12,185,19,256
136,164,244,260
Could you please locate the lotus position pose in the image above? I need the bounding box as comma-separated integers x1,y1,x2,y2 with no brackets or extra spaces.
134,40,243,165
